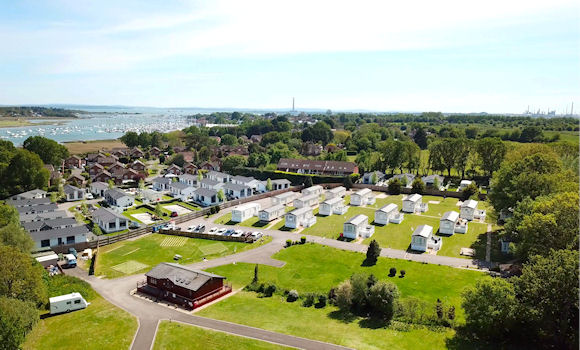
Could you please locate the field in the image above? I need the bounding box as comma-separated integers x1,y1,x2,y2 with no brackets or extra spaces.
201,244,486,350
153,321,291,350
64,139,126,154
95,233,272,278
23,276,137,350
299,194,491,259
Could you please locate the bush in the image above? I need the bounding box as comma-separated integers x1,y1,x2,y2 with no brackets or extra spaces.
365,239,380,265
389,267,397,277
411,178,425,194
387,178,402,195
88,252,97,276
302,293,316,307
399,270,406,278
285,239,293,247
316,294,327,308
287,290,299,302
300,236,306,244
263,283,277,297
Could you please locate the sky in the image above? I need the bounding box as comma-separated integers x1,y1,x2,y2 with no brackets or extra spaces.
0,0,579,114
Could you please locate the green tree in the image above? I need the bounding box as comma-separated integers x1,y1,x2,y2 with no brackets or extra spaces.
304,176,313,188
365,239,381,265
387,178,401,195
217,189,225,202
350,273,369,313
453,138,472,178
413,127,428,149
0,245,46,305
302,121,333,145
343,175,353,189
0,297,38,350
220,134,238,146
154,203,163,218
381,140,405,174
252,264,259,284
120,131,140,147
0,205,33,252
465,126,478,139
368,282,399,321
475,138,506,176
411,178,425,194
1,149,49,197
462,182,478,200
168,153,185,167
92,225,103,236
138,132,152,148
266,178,272,191
23,136,69,166
221,155,247,172
428,139,457,176
335,280,353,311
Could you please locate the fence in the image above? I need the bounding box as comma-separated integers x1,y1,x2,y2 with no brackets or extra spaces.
160,229,254,243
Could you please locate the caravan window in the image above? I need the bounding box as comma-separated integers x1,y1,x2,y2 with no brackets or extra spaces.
66,301,71,305
74,300,81,304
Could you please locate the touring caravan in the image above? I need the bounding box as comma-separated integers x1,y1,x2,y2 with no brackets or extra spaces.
49,292,90,314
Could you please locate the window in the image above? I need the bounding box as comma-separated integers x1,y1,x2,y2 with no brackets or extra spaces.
66,301,71,305
109,222,115,229
74,300,81,304
41,239,50,247
58,237,63,245
150,278,157,285
67,236,75,244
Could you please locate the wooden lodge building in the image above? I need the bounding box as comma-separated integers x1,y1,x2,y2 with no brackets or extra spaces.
138,263,231,310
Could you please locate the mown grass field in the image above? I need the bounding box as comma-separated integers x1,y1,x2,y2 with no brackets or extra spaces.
64,139,126,154
23,276,137,350
95,233,271,278
202,244,486,350
153,321,292,350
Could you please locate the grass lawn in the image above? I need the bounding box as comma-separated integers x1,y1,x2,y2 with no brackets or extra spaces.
96,233,271,278
206,244,486,321
198,291,455,350
213,212,234,225
23,276,137,350
122,206,165,224
63,139,126,154
153,321,291,350
174,201,201,211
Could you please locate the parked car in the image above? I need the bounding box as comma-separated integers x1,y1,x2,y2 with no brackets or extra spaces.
217,228,227,235
186,225,196,233
129,221,141,229
170,211,178,218
251,232,263,240
68,247,77,258
85,193,94,200
208,227,218,234
63,254,77,268
198,224,206,232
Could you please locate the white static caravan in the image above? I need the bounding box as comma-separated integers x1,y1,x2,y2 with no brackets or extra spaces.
49,292,90,314
259,204,286,222
402,194,427,213
293,193,319,209
271,192,297,206
325,186,346,200
411,225,442,252
374,203,403,225
319,197,347,216
460,199,486,221
350,188,374,206
343,214,375,240
285,207,317,229
301,185,324,198
439,211,459,235
231,203,261,223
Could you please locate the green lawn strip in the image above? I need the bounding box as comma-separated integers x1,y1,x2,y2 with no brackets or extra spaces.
103,229,130,237
197,291,454,350
95,234,271,279
173,201,201,211
436,222,488,259
213,212,234,225
206,243,486,321
23,276,137,350
153,321,291,350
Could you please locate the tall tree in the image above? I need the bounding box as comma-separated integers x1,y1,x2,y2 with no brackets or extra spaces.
0,245,46,305
429,139,456,176
413,127,428,149
453,138,472,178
368,282,399,321
23,136,69,166
1,149,49,198
475,138,506,176
0,297,38,350
120,131,139,147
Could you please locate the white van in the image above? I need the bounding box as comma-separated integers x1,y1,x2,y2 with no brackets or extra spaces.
64,254,77,268
49,293,90,314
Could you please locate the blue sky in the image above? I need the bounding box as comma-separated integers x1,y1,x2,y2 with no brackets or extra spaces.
0,0,578,114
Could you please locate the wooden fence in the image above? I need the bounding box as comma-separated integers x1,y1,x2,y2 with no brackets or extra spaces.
160,229,254,243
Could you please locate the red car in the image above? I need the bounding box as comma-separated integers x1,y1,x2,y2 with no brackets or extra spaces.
170,211,178,217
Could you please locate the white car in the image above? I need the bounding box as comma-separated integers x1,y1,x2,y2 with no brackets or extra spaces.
85,193,94,200
217,228,227,235
186,225,196,233
251,232,263,240
232,230,244,238
208,227,218,234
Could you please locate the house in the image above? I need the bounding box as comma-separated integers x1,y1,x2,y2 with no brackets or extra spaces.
90,182,109,197
93,171,113,183
130,160,146,173
200,161,221,172
85,153,102,164
206,171,230,183
460,199,486,221
178,174,198,187
277,158,358,176
293,193,319,209
6,197,51,207
64,155,83,169
66,174,85,187
130,148,144,159
223,182,251,199
169,182,196,201
402,194,427,213
350,188,374,206
343,214,375,240
120,168,141,182
138,263,230,310
104,188,134,208
177,151,195,163
411,225,441,252
200,178,224,191
319,197,347,216
140,189,163,203
19,210,67,223
362,171,385,185
391,173,415,188
150,147,162,157
440,211,468,235
45,165,61,187
183,162,198,174
270,179,291,191
258,204,285,222
231,203,261,223
285,207,316,229
16,203,58,215
92,207,129,233
231,175,261,192
96,154,118,167
111,148,127,158
11,189,47,200
458,180,473,191
192,188,220,207
89,163,104,176
374,204,403,225
30,225,90,250
108,161,126,175
271,192,297,206
152,177,172,191
63,185,85,202
325,186,346,200
302,185,323,198
422,175,444,190
166,164,182,175
23,217,77,233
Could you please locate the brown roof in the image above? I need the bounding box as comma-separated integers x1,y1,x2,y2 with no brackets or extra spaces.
277,158,358,174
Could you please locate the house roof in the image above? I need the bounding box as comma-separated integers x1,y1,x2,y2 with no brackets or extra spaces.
378,203,398,213
93,207,127,223
462,199,478,209
146,263,225,292
132,160,145,166
6,197,51,207
19,210,67,223
441,211,459,222
105,188,130,200
91,163,104,169
16,203,58,214
90,182,109,190
261,204,285,214
346,214,368,226
275,191,296,199
287,207,313,216
193,188,218,197
170,182,191,190
94,170,112,178
412,225,433,238
167,164,181,170
223,182,249,192
404,194,422,203
271,179,291,185
392,173,415,182
11,189,47,200
363,171,385,180
63,184,82,194
327,186,346,194
353,188,372,196
323,197,343,205
277,158,357,173
206,171,229,179
179,174,197,181
233,202,260,212
201,178,220,187
304,185,323,192
153,176,172,184
296,193,318,202
29,224,90,242
421,175,444,184
22,217,77,232
232,175,254,183
460,180,472,186
67,174,85,181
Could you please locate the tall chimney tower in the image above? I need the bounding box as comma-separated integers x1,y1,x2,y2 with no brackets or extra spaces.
292,97,295,112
